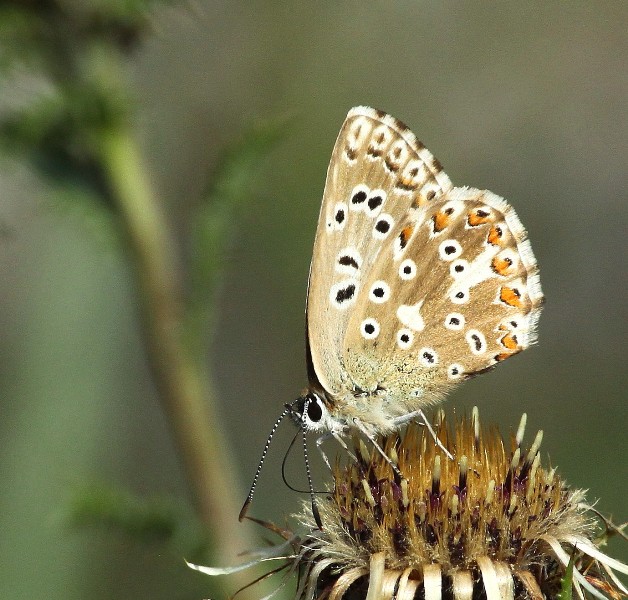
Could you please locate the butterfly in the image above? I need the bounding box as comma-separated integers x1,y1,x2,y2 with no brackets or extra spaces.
240,107,543,525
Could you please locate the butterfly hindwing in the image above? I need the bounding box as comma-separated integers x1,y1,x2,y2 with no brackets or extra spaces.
341,186,543,409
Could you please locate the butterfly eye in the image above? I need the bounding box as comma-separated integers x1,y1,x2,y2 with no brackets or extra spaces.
306,396,323,422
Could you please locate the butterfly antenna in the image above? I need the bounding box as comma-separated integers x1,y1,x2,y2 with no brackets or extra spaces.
300,414,323,530
281,427,304,492
239,406,291,521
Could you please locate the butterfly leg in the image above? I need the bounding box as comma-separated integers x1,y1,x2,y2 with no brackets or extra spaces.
315,432,357,471
352,418,405,482
391,410,454,460
331,431,357,462
314,432,335,471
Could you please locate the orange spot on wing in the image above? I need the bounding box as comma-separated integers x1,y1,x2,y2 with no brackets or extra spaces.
412,189,437,208
397,176,418,190
468,210,492,227
500,333,519,350
494,352,514,362
432,211,450,233
500,286,522,308
491,256,513,276
487,225,503,246
399,225,414,248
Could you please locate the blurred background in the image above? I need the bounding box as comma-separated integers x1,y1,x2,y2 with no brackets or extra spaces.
0,2,626,599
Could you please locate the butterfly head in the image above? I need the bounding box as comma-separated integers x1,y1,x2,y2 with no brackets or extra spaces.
239,388,340,526
289,391,342,434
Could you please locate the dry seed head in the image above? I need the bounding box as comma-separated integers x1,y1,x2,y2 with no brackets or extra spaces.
294,411,627,600
186,410,627,600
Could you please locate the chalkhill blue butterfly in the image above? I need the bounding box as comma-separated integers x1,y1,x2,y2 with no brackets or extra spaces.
240,107,543,525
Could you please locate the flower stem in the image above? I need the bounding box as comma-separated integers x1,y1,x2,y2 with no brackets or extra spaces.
98,122,251,566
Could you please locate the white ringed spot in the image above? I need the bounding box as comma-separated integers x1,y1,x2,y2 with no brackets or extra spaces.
466,329,487,355
398,160,428,190
361,318,380,340
450,287,469,304
449,259,469,278
329,279,358,309
365,189,386,217
345,118,368,162
439,239,463,261
349,184,369,211
396,328,414,349
399,258,417,280
420,182,443,204
440,199,465,217
448,364,464,380
369,280,391,303
444,312,465,331
329,202,348,231
367,125,391,160
335,247,361,275
419,347,438,367
384,140,408,172
373,214,394,239
501,316,522,330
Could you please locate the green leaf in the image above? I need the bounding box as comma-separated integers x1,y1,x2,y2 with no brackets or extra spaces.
69,481,176,542
0,80,126,203
558,548,576,600
186,113,292,356
67,481,208,560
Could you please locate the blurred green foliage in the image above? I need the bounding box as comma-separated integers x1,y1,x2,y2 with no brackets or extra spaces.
0,1,288,598
68,481,208,560
188,114,292,355
0,0,147,201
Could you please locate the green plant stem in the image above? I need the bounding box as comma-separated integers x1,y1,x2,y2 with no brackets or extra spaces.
98,123,253,567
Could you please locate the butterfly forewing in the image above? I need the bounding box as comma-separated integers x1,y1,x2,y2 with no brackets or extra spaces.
342,186,543,409
306,107,453,397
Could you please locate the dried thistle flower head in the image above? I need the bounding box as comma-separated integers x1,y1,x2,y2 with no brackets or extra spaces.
294,409,627,600
188,409,626,600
